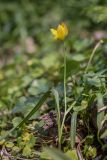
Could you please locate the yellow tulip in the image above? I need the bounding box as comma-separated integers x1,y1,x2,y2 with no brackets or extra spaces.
50,22,68,40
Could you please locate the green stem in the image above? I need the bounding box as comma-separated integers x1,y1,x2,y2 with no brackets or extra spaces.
85,40,103,73
97,130,103,146
59,102,76,144
59,43,67,144
64,45,67,112
58,110,61,149
59,112,67,143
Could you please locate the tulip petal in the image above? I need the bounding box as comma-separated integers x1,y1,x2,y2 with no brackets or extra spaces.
57,25,65,40
50,28,58,39
50,29,57,36
50,22,68,40
61,23,68,36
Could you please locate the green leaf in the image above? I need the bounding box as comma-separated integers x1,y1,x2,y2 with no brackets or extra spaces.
22,145,32,157
44,147,72,160
72,54,86,61
16,91,50,129
66,150,78,160
28,79,50,96
5,142,14,148
12,117,22,127
27,134,36,148
12,146,20,154
85,146,97,158
40,151,51,160
73,101,88,112
96,93,105,130
70,111,78,149
52,89,61,136
0,90,50,141
60,58,80,79
42,53,59,69
13,97,40,119
100,129,107,139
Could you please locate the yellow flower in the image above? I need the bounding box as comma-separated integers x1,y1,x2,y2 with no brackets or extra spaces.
50,22,68,40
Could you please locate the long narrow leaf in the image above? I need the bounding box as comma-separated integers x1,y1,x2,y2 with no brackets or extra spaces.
97,93,105,130
52,89,60,120
0,90,50,140
52,88,61,148
70,111,78,149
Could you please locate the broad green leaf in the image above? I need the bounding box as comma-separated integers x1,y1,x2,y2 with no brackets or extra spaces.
5,142,14,148
66,150,78,160
44,147,72,160
12,146,20,154
42,53,59,69
40,151,51,160
27,134,36,148
12,97,40,119
12,117,22,127
22,145,32,157
72,54,86,61
28,79,50,96
60,58,80,79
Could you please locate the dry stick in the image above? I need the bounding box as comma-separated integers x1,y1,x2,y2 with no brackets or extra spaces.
98,106,107,113
85,40,103,74
77,138,85,160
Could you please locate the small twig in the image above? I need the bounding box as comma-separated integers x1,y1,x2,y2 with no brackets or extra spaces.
77,140,85,160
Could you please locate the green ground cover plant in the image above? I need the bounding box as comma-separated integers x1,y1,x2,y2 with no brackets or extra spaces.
0,0,107,159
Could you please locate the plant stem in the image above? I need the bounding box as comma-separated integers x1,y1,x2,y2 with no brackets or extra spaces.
64,45,67,112
59,102,76,145
97,130,103,146
58,112,61,150
85,40,103,73
59,43,67,144
59,112,67,143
